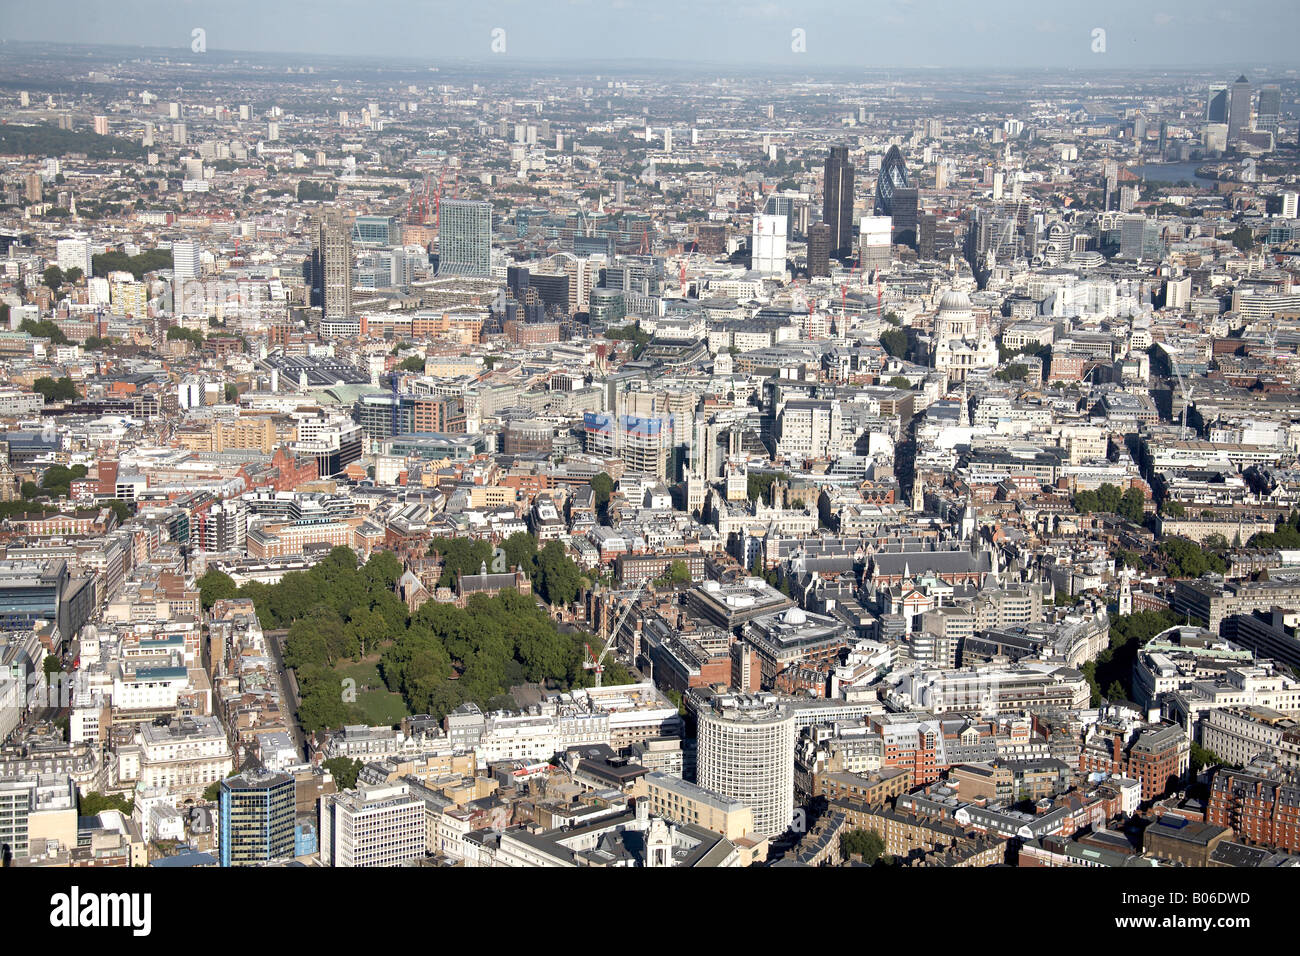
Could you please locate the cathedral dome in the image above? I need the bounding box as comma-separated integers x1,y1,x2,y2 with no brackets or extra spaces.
938,290,972,312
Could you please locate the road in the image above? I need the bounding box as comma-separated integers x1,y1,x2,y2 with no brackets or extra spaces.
263,628,308,761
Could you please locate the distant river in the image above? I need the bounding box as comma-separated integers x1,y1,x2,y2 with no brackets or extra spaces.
1132,161,1219,187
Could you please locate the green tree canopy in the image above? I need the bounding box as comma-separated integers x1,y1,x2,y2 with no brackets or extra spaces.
879,327,908,358
32,376,78,403
841,828,886,863
197,569,239,611
323,757,364,790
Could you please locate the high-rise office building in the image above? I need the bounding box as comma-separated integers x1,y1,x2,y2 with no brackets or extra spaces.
858,215,892,274
1257,85,1281,134
751,214,788,277
695,692,795,838
917,213,937,261
890,187,920,248
312,210,353,319
1119,214,1163,261
764,194,798,239
1228,75,1252,143
217,770,296,867
807,223,831,278
1207,84,1228,124
55,238,92,278
823,145,855,260
437,199,492,277
172,239,200,281
351,215,400,247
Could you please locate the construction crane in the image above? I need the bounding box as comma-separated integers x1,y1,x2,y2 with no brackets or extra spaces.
584,581,647,687
432,168,447,233
406,173,432,225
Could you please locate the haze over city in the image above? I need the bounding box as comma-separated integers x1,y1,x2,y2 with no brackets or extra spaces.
3,0,1300,70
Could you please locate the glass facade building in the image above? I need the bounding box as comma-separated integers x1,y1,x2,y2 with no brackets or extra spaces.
218,771,295,867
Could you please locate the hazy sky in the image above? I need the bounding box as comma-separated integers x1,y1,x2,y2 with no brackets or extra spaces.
2,0,1299,71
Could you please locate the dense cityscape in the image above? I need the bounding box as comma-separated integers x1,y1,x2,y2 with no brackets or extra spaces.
0,17,1299,888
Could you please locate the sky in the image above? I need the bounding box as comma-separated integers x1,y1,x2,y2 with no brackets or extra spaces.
1,0,1299,71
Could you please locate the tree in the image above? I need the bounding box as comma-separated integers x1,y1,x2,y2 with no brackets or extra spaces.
345,606,389,658
360,550,403,593
197,569,238,611
32,376,78,403
1159,537,1227,578
1226,225,1254,251
501,531,539,575
39,462,87,498
79,791,134,817
1190,742,1226,775
590,473,614,520
428,536,494,588
747,471,788,503
42,265,65,293
22,321,70,346
841,828,885,864
398,355,425,372
64,267,83,284
879,327,908,358
1119,488,1146,525
536,540,582,606
166,325,204,346
323,757,363,790
1247,510,1300,550
887,376,912,390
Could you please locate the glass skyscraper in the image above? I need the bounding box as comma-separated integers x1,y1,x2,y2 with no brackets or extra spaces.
1228,75,1252,143
823,145,855,260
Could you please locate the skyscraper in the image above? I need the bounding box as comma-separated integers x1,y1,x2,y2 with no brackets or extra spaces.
1228,75,1252,143
172,239,200,281
311,209,353,319
217,770,295,867
823,145,855,260
695,692,795,838
890,187,920,249
1257,85,1281,134
1206,83,1228,124
858,215,892,274
751,214,787,277
807,223,831,278
437,199,492,277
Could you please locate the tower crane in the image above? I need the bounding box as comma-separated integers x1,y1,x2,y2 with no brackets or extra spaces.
584,580,647,687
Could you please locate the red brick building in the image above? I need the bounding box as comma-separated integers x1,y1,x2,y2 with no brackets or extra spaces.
1206,766,1300,852
1080,720,1189,802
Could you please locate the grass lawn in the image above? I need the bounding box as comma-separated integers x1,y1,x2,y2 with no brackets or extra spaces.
354,689,410,726
334,653,410,726
336,658,383,690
